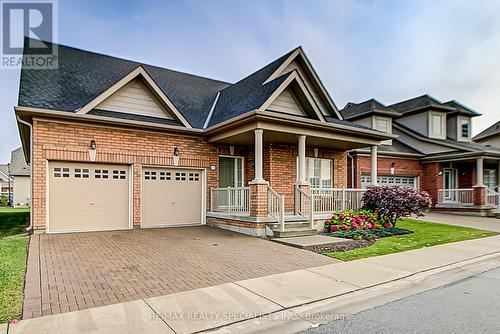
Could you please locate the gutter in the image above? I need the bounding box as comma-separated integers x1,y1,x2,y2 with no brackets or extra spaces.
16,115,33,232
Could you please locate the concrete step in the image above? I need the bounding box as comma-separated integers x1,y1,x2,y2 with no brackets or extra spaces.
271,228,317,238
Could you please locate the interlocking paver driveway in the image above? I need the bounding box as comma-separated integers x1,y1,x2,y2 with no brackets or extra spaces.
23,226,336,319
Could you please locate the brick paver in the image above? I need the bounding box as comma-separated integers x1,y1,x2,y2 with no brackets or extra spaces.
23,226,335,318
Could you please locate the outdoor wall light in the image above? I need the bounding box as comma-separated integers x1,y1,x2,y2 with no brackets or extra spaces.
438,170,443,176
314,148,319,158
89,140,97,162
390,161,395,175
229,145,235,156
173,147,180,166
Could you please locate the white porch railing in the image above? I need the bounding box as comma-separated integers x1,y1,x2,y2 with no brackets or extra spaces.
210,187,250,216
437,188,474,205
311,188,366,213
295,186,314,229
267,186,285,231
487,189,499,207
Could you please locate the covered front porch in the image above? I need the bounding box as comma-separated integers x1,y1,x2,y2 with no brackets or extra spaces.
432,156,500,216
204,112,391,236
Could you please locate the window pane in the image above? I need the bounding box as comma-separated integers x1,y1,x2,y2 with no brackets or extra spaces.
432,114,442,136
374,118,389,133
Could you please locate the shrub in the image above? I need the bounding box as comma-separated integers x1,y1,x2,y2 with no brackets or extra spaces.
0,195,8,207
362,186,432,227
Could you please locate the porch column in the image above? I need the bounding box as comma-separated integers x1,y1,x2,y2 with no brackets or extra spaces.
370,146,378,186
475,157,484,187
252,129,265,184
473,157,487,206
297,135,307,185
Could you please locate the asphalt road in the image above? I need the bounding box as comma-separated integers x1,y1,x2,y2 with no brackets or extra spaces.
303,266,500,334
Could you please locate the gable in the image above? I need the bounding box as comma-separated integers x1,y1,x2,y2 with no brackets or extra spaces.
96,79,173,120
263,49,342,119
267,87,307,117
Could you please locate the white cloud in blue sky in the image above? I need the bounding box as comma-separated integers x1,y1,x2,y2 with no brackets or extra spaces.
1,0,500,161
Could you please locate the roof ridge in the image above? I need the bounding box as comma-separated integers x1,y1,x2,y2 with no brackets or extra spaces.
23,37,232,85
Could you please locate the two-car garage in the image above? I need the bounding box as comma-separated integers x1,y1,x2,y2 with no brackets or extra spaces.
47,162,204,233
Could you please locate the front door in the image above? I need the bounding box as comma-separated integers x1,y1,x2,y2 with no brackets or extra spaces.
443,168,457,201
219,156,244,187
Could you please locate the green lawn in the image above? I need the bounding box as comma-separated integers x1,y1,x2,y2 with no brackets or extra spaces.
326,218,498,261
0,208,29,322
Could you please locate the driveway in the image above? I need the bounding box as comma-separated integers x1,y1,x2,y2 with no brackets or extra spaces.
417,212,500,232
23,226,336,319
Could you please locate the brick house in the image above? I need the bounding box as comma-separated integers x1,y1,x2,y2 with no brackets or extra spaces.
341,96,500,216
15,39,393,236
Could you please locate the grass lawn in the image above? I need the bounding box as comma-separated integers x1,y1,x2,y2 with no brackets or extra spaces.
0,208,29,323
326,218,498,261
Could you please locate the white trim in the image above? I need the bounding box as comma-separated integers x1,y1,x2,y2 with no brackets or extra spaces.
76,66,192,128
457,115,472,142
139,165,206,228
46,161,134,234
428,111,446,139
203,92,220,129
262,48,343,119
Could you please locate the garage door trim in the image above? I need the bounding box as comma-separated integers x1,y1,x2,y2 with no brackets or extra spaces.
140,165,206,228
46,161,133,234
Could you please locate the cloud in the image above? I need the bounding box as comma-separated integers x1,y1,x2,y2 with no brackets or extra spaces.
1,0,499,162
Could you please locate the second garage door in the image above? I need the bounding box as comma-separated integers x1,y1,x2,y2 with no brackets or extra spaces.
361,175,417,189
142,167,203,227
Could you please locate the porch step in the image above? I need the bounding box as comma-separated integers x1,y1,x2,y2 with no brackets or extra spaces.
271,228,317,238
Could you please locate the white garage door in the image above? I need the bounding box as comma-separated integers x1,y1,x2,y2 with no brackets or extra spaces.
48,162,131,233
142,167,203,228
361,175,417,189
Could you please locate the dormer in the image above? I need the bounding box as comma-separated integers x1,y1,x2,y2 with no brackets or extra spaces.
340,99,399,145
443,100,480,142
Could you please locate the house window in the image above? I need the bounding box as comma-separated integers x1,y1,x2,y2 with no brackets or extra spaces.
373,116,390,133
429,112,446,139
484,169,497,190
305,158,332,188
459,117,471,139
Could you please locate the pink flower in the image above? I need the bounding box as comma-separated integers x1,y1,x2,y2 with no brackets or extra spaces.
356,217,363,223
338,214,345,220
330,225,339,232
10,319,19,324
384,222,393,229
341,224,349,230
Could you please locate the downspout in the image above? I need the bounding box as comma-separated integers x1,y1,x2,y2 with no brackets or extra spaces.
347,152,354,188
16,115,33,231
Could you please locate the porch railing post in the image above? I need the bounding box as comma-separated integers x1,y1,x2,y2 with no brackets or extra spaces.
280,196,285,231
341,188,346,211
227,187,231,214
210,187,213,212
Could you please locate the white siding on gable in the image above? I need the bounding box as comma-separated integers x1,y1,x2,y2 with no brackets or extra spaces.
283,60,329,116
267,87,307,116
96,79,173,119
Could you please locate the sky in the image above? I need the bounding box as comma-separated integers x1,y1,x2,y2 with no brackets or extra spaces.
1,0,500,163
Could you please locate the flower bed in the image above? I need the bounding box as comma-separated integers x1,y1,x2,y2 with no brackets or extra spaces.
323,209,413,242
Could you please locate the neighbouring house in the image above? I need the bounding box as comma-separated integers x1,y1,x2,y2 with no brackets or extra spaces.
0,164,13,204
15,38,393,236
341,96,500,216
8,147,31,207
474,121,500,149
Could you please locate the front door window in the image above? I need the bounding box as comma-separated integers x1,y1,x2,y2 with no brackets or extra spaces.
443,168,457,201
219,156,244,188
484,169,497,190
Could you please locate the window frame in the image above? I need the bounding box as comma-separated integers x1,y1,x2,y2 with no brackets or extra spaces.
428,111,446,139
298,157,333,189
457,115,471,141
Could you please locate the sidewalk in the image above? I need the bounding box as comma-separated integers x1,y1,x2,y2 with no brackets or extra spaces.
7,235,500,334
417,212,500,232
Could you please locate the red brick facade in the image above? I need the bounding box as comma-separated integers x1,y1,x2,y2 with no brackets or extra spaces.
31,119,349,231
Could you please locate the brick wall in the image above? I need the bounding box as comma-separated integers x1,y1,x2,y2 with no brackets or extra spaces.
32,119,350,230
32,119,219,230
353,155,423,188
421,162,442,205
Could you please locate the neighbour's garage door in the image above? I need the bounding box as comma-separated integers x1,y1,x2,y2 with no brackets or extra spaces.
142,167,203,227
48,162,130,233
361,175,417,189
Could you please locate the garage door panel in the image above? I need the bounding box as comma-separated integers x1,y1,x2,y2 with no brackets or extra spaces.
361,175,417,189
49,162,130,233
142,168,203,227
